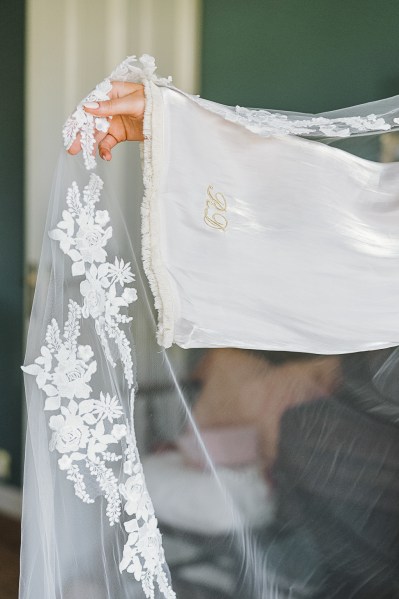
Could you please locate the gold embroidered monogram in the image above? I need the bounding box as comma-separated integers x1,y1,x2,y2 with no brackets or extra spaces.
204,185,228,231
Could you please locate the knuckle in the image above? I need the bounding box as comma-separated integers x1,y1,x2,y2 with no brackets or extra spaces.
101,100,112,113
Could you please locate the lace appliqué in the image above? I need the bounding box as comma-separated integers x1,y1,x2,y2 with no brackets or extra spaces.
22,173,175,599
62,54,172,171
194,99,393,138
63,80,112,170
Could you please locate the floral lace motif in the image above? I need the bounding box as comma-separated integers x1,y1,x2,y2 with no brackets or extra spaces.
62,54,172,171
63,80,112,170
23,173,175,598
194,99,394,138
62,52,397,173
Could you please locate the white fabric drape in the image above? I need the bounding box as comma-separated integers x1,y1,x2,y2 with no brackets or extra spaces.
144,83,399,353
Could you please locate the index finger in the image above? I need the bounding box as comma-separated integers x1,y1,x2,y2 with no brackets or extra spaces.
110,81,144,99
83,87,145,119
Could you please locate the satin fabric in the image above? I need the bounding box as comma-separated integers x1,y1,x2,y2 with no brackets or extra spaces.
145,84,399,354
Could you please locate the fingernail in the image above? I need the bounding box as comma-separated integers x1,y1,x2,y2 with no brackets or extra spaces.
83,102,99,109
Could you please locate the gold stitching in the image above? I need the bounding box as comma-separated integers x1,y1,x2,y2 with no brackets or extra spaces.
204,185,228,231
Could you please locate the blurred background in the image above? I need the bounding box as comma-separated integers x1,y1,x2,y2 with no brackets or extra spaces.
3,0,399,596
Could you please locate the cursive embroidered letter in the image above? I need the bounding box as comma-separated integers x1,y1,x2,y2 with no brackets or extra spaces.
204,185,228,231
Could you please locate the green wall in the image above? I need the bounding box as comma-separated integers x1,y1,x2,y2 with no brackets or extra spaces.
0,1,25,487
201,0,399,112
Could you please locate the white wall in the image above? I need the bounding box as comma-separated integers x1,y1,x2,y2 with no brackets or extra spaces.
25,0,202,264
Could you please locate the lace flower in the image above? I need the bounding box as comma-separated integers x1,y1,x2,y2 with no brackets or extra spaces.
49,400,91,454
108,258,135,286
92,392,124,422
80,272,107,319
52,348,97,400
75,212,112,263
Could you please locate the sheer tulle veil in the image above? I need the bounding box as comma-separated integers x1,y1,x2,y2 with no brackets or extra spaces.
21,55,399,598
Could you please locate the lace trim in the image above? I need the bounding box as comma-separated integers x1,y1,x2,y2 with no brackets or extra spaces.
23,172,175,599
24,54,176,599
62,53,175,348
62,80,113,170
192,97,395,138
62,54,172,171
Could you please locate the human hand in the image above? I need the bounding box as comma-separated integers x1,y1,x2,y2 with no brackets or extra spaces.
67,81,145,162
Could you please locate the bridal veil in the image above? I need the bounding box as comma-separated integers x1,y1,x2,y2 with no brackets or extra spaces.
21,55,399,598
